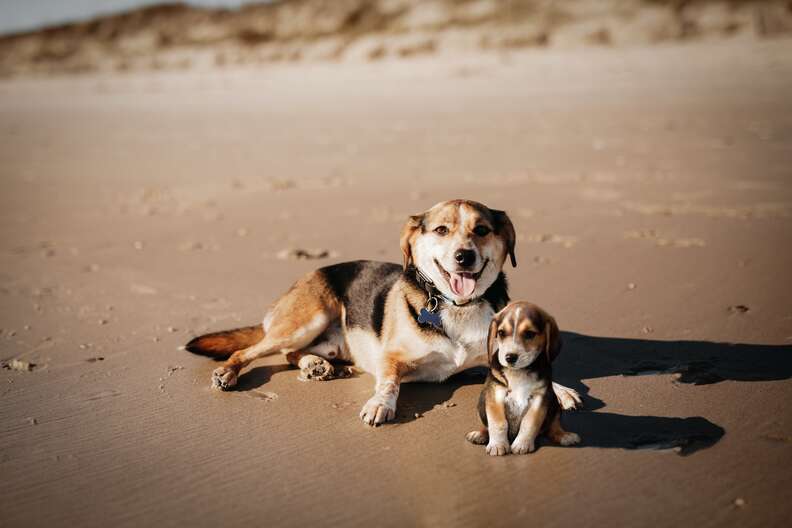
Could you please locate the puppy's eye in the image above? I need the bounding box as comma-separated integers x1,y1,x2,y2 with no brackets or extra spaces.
434,226,449,236
523,330,536,340
473,225,491,237
497,329,506,338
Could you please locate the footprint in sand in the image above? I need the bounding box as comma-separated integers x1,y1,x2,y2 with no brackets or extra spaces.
86,390,121,401
246,391,278,402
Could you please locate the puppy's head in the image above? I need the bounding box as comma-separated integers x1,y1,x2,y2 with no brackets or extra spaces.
400,199,516,304
487,302,560,370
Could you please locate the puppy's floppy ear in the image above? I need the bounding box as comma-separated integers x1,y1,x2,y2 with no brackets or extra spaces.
487,315,500,366
544,314,561,363
491,209,517,268
399,214,424,270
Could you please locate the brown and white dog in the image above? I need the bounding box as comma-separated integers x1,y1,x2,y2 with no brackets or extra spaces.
185,199,581,425
466,301,581,455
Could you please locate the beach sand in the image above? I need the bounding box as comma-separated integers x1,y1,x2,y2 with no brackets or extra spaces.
1,37,791,527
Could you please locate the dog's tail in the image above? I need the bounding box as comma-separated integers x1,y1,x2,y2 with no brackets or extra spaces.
184,325,264,359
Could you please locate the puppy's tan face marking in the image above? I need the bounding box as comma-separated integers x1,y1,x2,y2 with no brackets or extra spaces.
402,200,516,303
488,302,557,369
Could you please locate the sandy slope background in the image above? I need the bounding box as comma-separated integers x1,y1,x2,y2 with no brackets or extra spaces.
1,1,792,527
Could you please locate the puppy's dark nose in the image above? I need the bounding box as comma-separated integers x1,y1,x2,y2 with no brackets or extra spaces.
505,353,518,364
454,249,476,267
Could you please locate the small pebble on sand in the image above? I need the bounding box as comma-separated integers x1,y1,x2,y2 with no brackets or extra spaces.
167,326,177,333
5,359,35,372
734,497,746,508
627,283,637,290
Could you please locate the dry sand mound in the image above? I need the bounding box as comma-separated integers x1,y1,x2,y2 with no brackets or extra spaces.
1,0,792,76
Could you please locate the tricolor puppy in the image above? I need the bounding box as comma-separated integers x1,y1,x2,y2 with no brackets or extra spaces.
466,301,581,455
185,199,581,426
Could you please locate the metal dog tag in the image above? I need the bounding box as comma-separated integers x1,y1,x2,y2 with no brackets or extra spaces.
418,308,443,330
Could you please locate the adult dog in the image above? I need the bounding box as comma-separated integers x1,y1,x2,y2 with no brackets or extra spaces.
186,199,580,425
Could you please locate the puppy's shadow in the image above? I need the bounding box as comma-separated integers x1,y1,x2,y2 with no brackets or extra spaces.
558,412,724,456
536,331,792,455
554,331,792,410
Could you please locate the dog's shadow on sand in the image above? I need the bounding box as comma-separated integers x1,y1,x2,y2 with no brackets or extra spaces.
225,332,791,456
394,332,792,455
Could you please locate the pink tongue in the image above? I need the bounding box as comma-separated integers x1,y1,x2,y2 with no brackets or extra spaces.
450,273,476,297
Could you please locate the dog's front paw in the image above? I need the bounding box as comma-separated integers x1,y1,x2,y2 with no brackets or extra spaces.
298,355,335,381
486,441,510,456
553,383,582,410
359,397,396,426
212,366,238,390
510,437,536,455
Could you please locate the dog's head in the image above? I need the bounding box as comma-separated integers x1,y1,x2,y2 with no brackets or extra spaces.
400,199,516,304
487,301,560,370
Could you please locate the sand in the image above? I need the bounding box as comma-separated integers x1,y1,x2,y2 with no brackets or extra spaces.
1,37,792,527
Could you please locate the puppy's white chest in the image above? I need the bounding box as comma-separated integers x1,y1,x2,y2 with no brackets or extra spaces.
504,383,533,419
502,370,544,433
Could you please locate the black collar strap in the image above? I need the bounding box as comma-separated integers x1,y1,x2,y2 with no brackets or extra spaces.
411,266,473,309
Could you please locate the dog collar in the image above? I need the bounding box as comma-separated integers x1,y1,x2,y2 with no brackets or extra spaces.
409,266,485,333
414,268,467,306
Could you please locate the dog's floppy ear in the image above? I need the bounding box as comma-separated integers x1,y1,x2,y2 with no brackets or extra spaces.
491,209,517,268
399,214,424,270
487,314,501,366
544,313,561,363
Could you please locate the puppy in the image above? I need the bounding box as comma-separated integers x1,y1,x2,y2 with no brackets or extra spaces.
466,301,580,455
185,200,581,426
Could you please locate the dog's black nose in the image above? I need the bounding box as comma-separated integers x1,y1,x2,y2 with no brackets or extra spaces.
454,249,476,267
505,353,518,364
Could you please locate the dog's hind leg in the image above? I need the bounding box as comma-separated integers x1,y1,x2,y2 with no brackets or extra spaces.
211,271,341,390
284,323,348,381
286,351,335,381
547,413,581,446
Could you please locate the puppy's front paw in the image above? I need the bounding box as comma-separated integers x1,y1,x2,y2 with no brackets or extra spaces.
211,367,238,390
359,397,396,426
510,437,536,455
554,384,582,410
466,429,489,445
486,441,510,456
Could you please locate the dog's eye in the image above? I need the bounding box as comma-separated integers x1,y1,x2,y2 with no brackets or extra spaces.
497,329,506,338
523,330,536,340
434,226,449,236
473,225,491,237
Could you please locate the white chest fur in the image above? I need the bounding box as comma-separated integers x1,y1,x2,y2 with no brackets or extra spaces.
503,369,546,434
405,301,494,382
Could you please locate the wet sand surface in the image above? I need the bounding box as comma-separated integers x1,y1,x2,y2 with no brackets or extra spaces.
1,39,792,527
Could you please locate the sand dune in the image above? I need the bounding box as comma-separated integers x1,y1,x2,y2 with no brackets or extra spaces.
1,0,792,76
